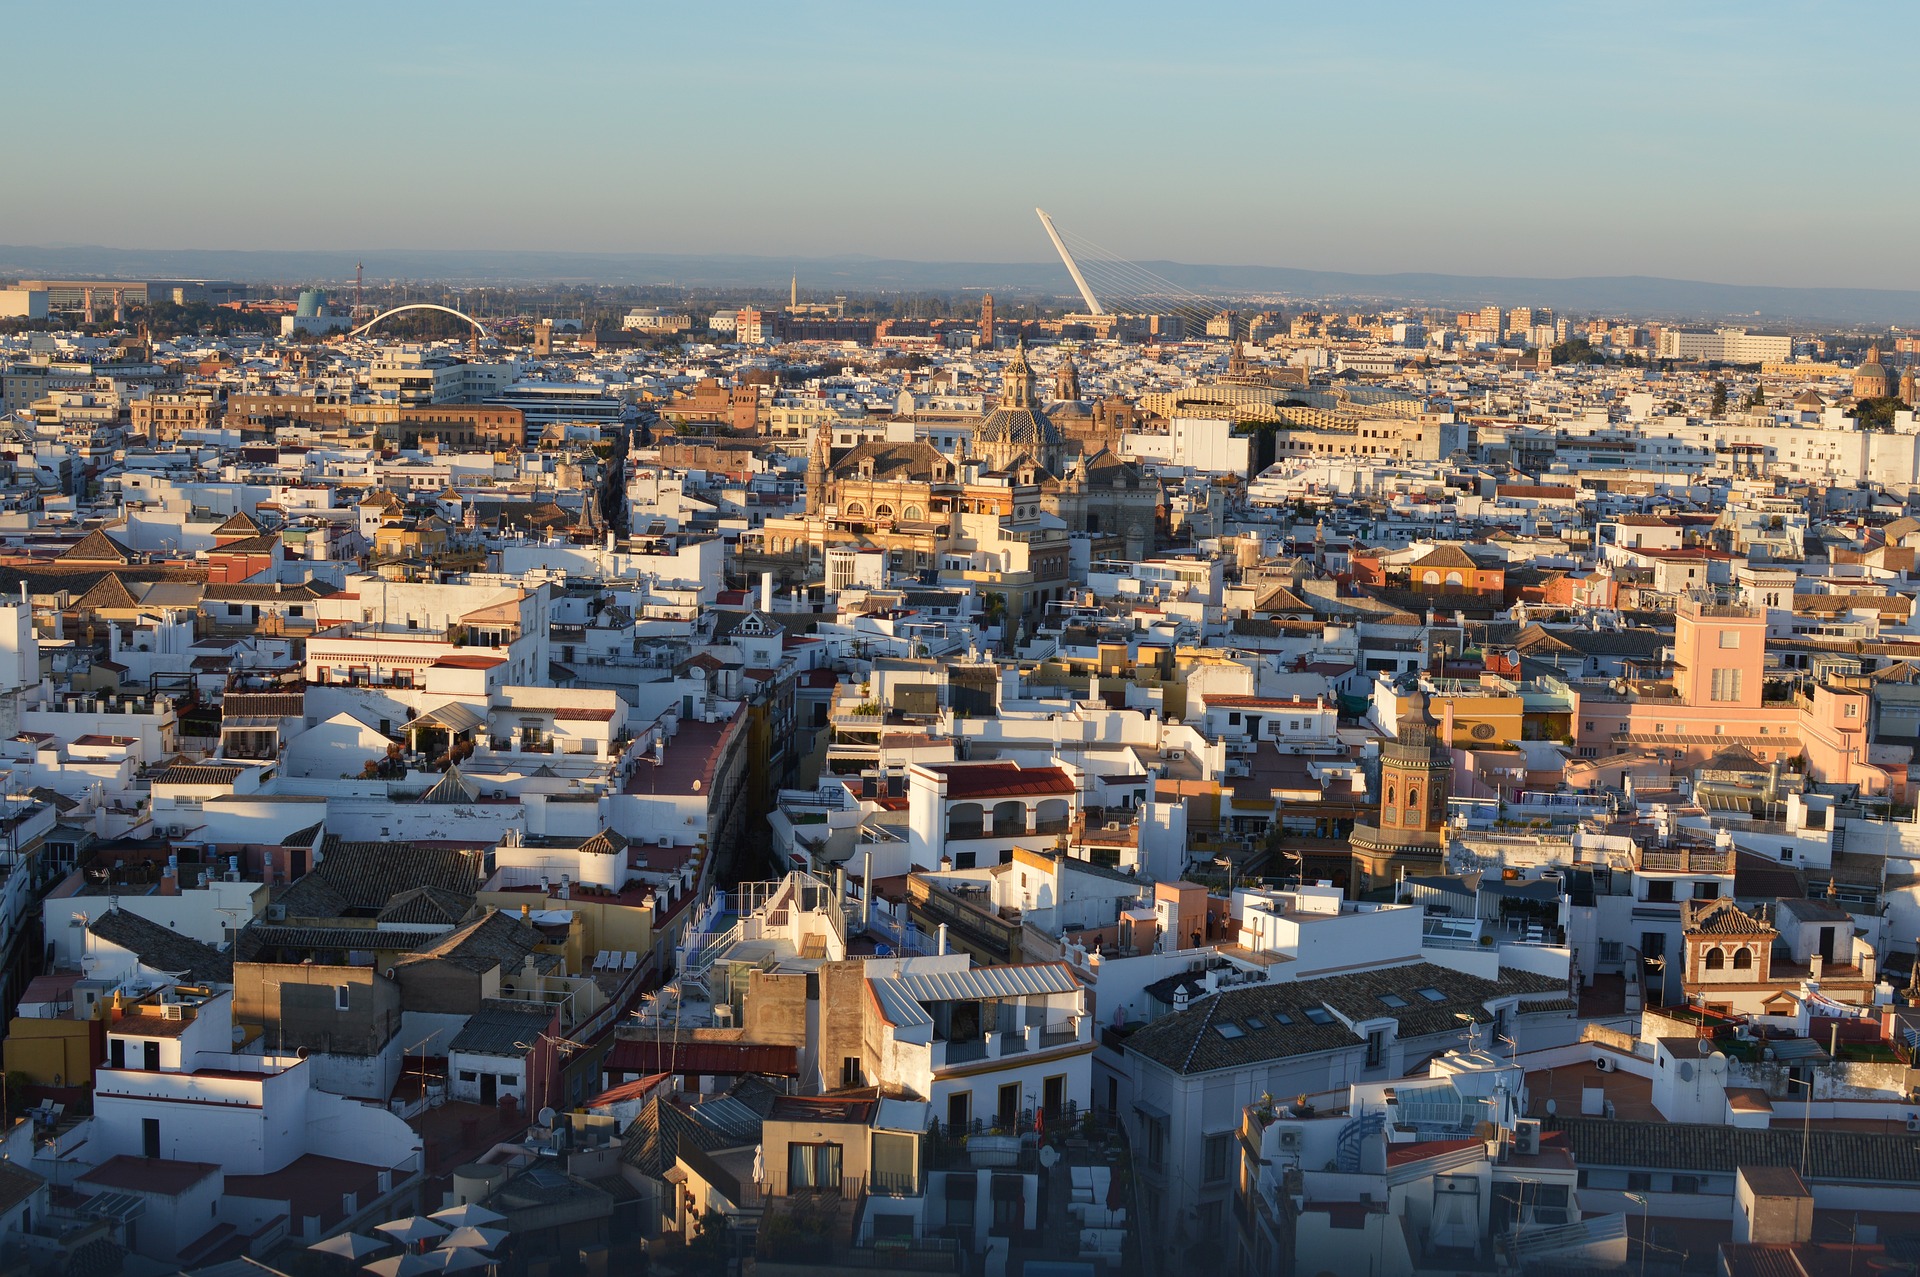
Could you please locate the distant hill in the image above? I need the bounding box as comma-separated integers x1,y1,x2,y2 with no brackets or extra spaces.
2,243,1915,326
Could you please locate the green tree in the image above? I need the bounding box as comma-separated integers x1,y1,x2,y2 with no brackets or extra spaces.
1710,381,1728,417
1744,385,1766,409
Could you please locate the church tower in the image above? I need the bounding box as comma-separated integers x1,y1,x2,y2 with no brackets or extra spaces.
806,418,832,514
1348,686,1454,889
1054,350,1081,402
979,293,996,349
1002,338,1037,411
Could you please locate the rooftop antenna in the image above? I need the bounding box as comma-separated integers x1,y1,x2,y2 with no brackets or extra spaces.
1036,208,1103,316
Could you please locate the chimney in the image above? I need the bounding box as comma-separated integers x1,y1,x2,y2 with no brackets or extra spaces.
761,570,773,614
937,923,949,955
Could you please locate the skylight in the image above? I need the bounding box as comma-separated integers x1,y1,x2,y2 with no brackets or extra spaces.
1244,1016,1266,1030
1378,993,1408,1008
1303,1007,1334,1025
1416,988,1448,1002
1216,1022,1245,1039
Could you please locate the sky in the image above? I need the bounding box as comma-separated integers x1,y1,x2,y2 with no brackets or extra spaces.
8,2,1920,289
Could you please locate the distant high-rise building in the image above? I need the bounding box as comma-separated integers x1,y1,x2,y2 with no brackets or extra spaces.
1477,304,1503,337
1507,307,1533,334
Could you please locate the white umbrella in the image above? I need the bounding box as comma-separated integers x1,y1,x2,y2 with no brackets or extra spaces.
375,1218,451,1248
438,1227,507,1252
424,1248,493,1274
309,1233,390,1261
428,1204,506,1229
363,1255,438,1277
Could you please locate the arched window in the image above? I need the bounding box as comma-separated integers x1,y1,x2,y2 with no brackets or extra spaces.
844,502,864,517
874,504,894,519
1705,948,1725,971
905,505,924,521
1423,571,1440,585
1732,948,1753,970
1445,571,1464,586
1407,788,1420,814
1385,785,1395,808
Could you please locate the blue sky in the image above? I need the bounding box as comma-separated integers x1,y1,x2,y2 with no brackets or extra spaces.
8,2,1918,288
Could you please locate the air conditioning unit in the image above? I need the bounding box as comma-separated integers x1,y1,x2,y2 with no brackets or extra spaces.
1276,1128,1302,1151
267,904,287,922
1906,1114,1920,1133
1514,1118,1542,1156
1594,1055,1616,1073
163,1003,183,1020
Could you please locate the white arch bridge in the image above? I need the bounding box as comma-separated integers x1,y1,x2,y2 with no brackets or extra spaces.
347,303,490,341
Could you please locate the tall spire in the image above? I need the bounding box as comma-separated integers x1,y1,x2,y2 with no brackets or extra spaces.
791,274,798,310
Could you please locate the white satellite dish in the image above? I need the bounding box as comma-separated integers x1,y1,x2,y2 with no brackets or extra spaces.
1039,1145,1060,1168
538,1106,556,1128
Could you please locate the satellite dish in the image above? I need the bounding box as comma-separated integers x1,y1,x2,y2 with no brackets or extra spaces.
1708,1053,1728,1075
1039,1145,1060,1168
1545,1098,1557,1117
1698,1039,1714,1057
538,1106,556,1128
1677,1062,1694,1082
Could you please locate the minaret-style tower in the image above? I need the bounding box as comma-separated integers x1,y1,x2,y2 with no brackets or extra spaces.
806,417,832,514
979,293,996,349
1054,350,1080,402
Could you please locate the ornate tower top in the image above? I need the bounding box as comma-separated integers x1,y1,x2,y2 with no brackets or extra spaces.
1003,338,1036,411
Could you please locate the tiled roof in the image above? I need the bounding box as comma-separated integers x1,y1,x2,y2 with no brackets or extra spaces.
209,534,280,555
395,908,540,975
1122,961,1561,1076
1684,896,1775,937
89,908,233,983
375,886,477,927
59,529,134,564
448,999,552,1057
153,764,246,788
74,573,139,610
1558,1117,1920,1181
304,836,484,912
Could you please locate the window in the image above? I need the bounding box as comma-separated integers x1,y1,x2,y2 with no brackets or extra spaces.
1694,882,1719,901
1303,1007,1334,1025
998,1083,1019,1129
1718,630,1741,649
334,985,351,1011
1627,1172,1652,1192
1671,1174,1700,1194
1705,948,1725,971
841,1056,862,1088
1733,948,1753,970
1215,1022,1244,1039
787,1142,843,1192
1710,668,1743,702
1378,993,1408,1008
1780,847,1794,861
1599,941,1622,963
1646,881,1674,903
1843,702,1859,719
1204,1133,1232,1183
1366,1029,1387,1069
1416,987,1447,1002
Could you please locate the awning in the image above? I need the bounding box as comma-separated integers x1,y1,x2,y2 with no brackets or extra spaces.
1133,1098,1169,1123
403,702,488,735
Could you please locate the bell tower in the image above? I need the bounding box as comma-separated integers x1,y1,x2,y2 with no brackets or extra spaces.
1002,338,1037,411
1054,350,1080,402
979,293,995,349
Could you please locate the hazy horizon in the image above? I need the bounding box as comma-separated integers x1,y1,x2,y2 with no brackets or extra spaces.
11,2,1920,293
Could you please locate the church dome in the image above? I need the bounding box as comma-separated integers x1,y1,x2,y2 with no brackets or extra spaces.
976,339,1064,472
